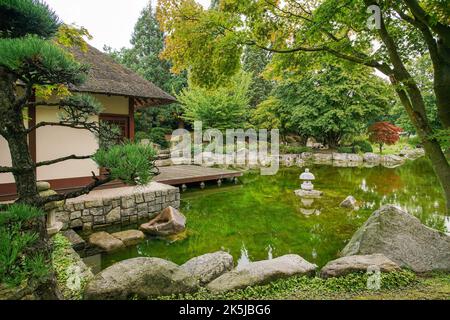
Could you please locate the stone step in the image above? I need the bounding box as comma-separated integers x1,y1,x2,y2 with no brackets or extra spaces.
63,229,86,251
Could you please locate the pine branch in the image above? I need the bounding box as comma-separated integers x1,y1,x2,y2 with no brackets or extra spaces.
37,174,113,205
35,154,93,167
26,121,99,134
0,166,16,173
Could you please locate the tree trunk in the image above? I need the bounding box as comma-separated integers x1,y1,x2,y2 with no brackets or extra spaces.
393,81,450,212
0,69,61,300
422,139,450,212
369,8,450,212
434,56,450,129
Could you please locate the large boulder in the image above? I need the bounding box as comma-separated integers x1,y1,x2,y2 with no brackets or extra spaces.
363,153,381,163
382,155,405,167
342,205,450,272
332,153,347,162
181,251,234,285
313,153,333,163
320,254,400,278
405,148,425,160
140,206,186,236
84,257,199,300
206,255,317,293
347,154,363,162
88,232,125,253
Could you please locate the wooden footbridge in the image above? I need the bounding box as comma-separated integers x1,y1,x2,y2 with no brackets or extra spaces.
153,165,242,186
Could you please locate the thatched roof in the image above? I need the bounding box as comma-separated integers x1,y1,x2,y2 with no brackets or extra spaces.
68,44,176,108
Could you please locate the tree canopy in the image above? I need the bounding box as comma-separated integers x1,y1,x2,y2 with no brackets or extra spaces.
177,71,252,131
157,0,450,211
105,2,187,144
266,65,393,147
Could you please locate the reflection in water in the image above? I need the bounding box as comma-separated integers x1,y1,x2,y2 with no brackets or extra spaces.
236,244,251,269
312,248,317,260
267,244,273,260
299,197,322,217
100,158,448,270
445,217,450,235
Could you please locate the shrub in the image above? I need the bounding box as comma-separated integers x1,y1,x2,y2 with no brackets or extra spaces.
135,128,170,148
93,142,157,185
281,145,312,154
353,140,373,153
177,71,251,131
149,127,170,148
407,135,422,148
337,146,355,154
0,204,49,287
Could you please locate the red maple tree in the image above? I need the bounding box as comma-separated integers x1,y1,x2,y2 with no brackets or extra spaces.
368,122,403,154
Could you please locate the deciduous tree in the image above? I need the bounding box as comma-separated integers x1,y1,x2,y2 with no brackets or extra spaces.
369,121,403,154
157,0,450,211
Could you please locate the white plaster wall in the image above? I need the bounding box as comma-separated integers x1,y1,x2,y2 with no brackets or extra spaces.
0,94,129,185
36,95,129,180
0,136,14,184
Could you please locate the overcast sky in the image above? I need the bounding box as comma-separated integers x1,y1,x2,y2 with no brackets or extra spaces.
43,0,211,51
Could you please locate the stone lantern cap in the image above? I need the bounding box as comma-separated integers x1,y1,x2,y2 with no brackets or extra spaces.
300,168,315,181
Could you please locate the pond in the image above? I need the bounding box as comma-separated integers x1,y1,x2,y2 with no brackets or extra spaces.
95,158,448,272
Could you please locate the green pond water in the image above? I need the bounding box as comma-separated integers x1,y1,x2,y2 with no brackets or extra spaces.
96,158,449,271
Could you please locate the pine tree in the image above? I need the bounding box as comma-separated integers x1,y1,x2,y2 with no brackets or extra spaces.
242,45,274,108
0,0,156,298
105,2,187,144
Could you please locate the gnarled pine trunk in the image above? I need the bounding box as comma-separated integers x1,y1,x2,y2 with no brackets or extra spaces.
0,68,61,300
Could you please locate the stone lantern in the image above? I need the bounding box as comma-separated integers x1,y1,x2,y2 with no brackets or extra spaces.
37,181,64,237
300,169,315,191
295,168,323,198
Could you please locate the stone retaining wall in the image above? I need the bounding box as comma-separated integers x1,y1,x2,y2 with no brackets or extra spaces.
55,182,180,231
280,149,425,168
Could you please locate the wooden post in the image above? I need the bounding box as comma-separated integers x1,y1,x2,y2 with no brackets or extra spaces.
129,97,135,141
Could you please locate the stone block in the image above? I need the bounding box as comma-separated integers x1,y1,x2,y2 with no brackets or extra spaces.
85,199,103,208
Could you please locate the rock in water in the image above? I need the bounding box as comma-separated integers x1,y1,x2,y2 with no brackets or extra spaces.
88,231,125,252
341,205,450,272
140,206,186,236
181,251,234,285
320,254,400,278
340,196,358,210
206,255,317,293
111,230,145,246
84,257,199,300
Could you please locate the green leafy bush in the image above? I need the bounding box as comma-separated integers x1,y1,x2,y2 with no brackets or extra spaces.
149,127,170,148
280,145,312,154
0,204,49,287
407,135,422,147
353,140,373,153
177,71,251,131
135,128,171,148
93,142,157,185
337,146,358,154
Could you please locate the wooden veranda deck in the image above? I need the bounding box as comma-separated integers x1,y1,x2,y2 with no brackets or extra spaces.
153,165,243,186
